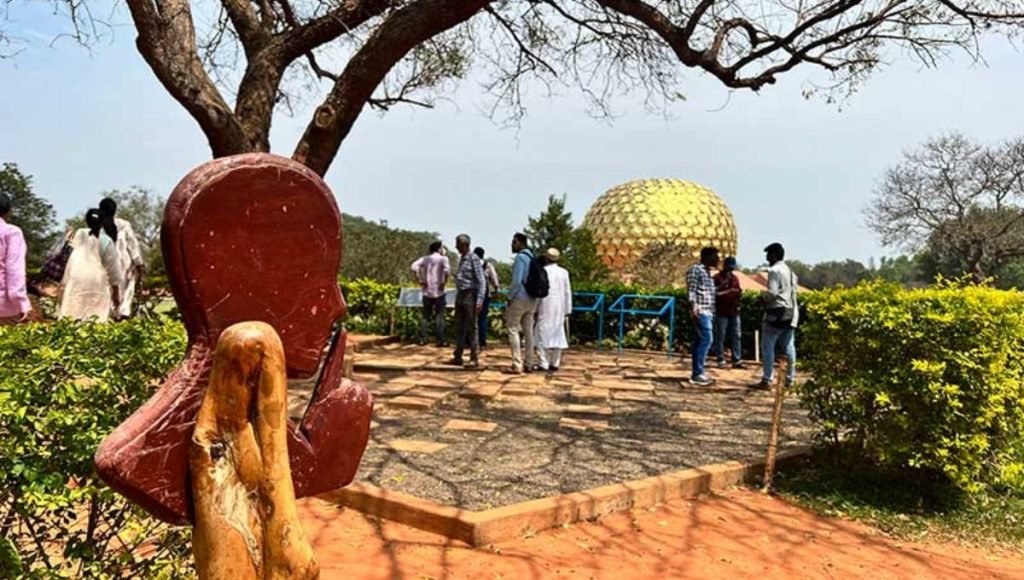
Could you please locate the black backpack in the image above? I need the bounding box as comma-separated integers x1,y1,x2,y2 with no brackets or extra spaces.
523,250,550,299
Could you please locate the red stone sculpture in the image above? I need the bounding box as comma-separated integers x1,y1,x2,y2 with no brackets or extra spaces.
95,153,373,525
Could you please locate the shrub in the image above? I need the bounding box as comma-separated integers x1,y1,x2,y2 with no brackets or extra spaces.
337,277,775,355
0,317,193,578
798,280,1024,492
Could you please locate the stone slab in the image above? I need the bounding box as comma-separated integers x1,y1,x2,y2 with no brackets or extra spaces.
591,379,655,392
501,386,538,397
655,370,692,380
559,417,611,431
390,375,464,389
460,383,503,399
355,359,428,371
570,387,609,402
443,419,498,433
386,396,436,411
565,404,613,417
611,391,657,402
368,383,412,397
405,387,454,401
386,439,448,454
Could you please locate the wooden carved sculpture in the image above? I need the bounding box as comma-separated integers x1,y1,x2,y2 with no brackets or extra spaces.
191,322,317,578
94,155,373,568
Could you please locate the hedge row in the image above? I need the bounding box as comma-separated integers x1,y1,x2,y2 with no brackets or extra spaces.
798,280,1024,492
340,278,772,355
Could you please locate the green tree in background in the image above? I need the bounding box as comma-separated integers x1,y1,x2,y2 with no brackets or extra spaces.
0,163,58,270
524,195,607,283
342,214,442,284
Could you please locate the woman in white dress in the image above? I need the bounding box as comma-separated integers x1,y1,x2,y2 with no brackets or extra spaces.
59,208,124,321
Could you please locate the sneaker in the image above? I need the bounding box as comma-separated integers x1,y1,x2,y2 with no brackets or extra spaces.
716,360,728,369
784,377,795,388
549,366,559,372
732,361,745,369
465,360,480,369
749,380,772,391
690,375,715,387
447,358,464,367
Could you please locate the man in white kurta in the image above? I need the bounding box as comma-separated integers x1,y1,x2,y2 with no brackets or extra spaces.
534,248,572,371
100,198,146,319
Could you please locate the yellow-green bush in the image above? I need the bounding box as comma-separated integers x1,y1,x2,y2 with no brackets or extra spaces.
799,281,1024,492
0,317,192,578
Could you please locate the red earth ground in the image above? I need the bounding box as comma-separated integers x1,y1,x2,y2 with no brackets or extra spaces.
299,487,1024,579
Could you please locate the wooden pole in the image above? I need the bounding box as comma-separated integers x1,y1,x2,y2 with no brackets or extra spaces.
190,321,319,579
762,358,788,493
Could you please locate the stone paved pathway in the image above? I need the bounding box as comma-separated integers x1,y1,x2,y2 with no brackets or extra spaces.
289,343,812,510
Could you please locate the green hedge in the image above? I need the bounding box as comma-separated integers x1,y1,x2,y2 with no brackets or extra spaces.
339,277,771,354
798,281,1024,492
0,318,192,577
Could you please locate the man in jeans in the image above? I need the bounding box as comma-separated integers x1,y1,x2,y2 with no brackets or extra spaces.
751,242,799,390
713,256,743,368
411,241,450,346
686,247,719,386
0,193,33,325
450,234,485,368
504,232,537,374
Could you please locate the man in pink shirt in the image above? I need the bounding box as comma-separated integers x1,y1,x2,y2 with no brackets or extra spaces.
410,241,451,346
0,193,33,324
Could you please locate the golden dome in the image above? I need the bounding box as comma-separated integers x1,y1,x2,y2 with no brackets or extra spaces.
582,178,738,275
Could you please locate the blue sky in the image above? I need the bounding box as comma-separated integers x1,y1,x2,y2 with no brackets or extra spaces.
2,4,1023,268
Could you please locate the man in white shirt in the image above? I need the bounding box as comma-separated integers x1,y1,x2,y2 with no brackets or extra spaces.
534,248,572,372
410,241,451,346
751,242,799,390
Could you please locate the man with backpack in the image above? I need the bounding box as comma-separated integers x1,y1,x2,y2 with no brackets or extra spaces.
505,232,548,373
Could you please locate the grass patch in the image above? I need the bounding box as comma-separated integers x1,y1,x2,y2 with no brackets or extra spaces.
772,455,1024,551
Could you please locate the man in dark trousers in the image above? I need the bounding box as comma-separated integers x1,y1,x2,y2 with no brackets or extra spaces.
450,234,486,368
713,256,744,368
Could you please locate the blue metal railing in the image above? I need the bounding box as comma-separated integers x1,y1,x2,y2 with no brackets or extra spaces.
607,294,676,357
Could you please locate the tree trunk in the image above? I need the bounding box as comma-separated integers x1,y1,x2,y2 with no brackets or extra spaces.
190,321,318,579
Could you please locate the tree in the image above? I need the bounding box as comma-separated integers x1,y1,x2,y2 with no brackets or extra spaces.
524,194,608,283
0,163,58,270
866,133,1024,281
341,214,442,283
15,1,1023,177
622,240,691,288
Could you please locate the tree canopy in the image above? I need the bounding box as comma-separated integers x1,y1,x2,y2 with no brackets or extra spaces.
0,163,59,270
866,132,1024,280
341,214,442,283
524,194,608,283
10,1,1023,176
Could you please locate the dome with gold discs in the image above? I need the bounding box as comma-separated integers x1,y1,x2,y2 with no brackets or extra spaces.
582,178,738,275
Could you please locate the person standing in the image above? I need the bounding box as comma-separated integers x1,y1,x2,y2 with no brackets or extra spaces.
505,232,540,374
411,241,450,346
99,198,145,319
534,248,572,372
474,247,500,350
0,193,33,325
713,256,744,368
59,208,124,321
450,234,485,368
752,242,799,390
686,247,719,386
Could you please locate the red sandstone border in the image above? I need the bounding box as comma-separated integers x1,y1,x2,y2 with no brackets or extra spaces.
317,447,811,546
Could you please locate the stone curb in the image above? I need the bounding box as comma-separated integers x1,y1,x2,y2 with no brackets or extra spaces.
317,446,811,547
